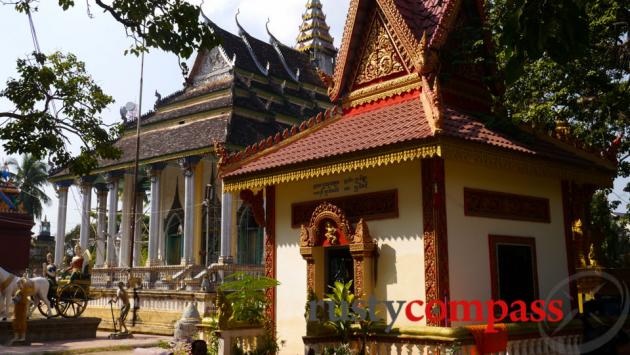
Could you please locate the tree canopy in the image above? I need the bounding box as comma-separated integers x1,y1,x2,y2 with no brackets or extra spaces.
1,0,219,176
8,154,50,219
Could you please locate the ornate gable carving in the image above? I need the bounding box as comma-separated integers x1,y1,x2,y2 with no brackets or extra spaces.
192,47,230,84
352,13,406,88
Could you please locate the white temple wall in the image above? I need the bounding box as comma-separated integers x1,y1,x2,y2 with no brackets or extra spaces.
274,160,424,353
444,159,570,325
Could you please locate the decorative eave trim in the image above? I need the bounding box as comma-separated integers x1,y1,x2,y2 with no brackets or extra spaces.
223,135,615,192
342,73,421,109
223,144,441,192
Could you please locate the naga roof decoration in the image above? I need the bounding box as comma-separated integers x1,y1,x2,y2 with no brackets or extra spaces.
235,10,270,76
267,20,301,82
220,0,616,190
51,16,331,179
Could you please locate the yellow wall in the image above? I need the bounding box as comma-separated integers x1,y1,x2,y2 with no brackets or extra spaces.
275,160,424,353
444,159,570,325
269,157,571,353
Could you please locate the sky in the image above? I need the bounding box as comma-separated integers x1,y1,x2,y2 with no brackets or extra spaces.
0,0,627,236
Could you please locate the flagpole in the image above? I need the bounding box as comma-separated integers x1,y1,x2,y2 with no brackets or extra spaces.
129,47,145,270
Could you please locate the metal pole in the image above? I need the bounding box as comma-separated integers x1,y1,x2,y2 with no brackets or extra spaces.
205,184,211,266
129,48,145,269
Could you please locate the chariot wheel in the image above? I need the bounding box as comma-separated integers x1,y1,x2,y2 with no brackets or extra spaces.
55,283,88,318
38,299,59,318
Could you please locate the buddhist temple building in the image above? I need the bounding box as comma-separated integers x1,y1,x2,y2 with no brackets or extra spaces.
52,5,331,267
218,0,618,352
48,1,337,334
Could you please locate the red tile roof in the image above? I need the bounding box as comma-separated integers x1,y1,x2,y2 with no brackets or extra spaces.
222,88,610,179
392,0,451,45
441,108,535,154
224,91,432,177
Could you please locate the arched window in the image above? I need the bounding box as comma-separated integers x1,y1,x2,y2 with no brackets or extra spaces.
165,213,183,265
237,205,264,265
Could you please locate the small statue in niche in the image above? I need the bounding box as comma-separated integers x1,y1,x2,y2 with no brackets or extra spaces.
324,221,338,245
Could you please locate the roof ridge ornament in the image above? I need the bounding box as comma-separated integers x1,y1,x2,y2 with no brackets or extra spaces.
235,9,269,76
266,18,301,82
419,74,444,134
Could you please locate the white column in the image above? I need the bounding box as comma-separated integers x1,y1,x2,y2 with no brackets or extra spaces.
95,185,108,267
219,181,234,264
119,173,133,267
79,179,93,252
54,183,70,266
181,158,198,265
133,190,144,267
106,176,119,267
147,166,162,266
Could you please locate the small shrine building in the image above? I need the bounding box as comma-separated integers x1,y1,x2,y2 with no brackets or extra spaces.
219,0,617,351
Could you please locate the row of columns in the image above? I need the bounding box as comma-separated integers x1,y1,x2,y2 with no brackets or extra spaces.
52,156,230,268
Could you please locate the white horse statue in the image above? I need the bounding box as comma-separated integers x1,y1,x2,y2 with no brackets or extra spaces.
0,267,51,320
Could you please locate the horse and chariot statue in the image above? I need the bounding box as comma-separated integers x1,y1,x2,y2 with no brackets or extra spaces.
0,243,93,321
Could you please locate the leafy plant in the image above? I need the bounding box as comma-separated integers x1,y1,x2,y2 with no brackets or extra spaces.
325,280,356,344
217,272,279,324
322,343,353,355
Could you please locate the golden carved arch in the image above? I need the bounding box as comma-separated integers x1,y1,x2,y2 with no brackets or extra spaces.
304,202,352,247
299,202,377,299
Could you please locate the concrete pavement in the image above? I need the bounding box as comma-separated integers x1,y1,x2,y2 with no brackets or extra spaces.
0,331,171,355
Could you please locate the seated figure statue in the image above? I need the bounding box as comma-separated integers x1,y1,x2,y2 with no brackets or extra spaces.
64,244,84,282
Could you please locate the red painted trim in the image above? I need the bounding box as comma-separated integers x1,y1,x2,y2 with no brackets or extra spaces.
264,185,277,330
421,157,450,326
488,235,540,302
561,181,578,310
343,89,420,116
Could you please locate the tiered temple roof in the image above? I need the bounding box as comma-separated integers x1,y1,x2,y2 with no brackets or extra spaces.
54,18,332,177
220,0,616,190
295,0,337,55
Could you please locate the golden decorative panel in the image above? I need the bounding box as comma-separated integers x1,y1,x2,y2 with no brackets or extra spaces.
353,15,405,87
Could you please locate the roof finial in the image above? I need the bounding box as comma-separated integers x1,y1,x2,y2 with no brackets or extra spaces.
235,9,245,35
295,0,337,75
266,17,279,46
